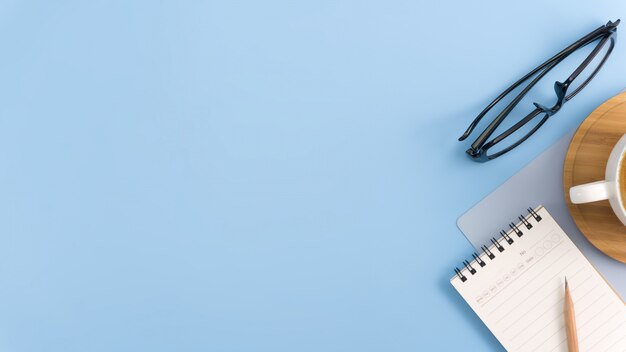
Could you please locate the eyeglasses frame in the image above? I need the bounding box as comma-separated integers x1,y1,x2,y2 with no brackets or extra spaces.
459,20,620,162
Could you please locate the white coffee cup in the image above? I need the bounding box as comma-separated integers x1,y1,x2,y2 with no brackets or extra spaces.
569,133,626,226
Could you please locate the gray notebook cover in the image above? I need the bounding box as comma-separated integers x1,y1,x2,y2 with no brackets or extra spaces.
457,131,626,298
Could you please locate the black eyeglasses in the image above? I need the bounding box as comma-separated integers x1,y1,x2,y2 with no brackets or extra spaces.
459,20,619,162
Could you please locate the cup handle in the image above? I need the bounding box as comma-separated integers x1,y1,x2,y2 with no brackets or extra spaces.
569,180,611,204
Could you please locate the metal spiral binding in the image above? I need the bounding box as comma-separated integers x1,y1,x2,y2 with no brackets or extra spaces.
463,260,476,274
510,222,523,237
454,268,467,282
500,230,514,244
472,253,486,267
481,245,495,259
454,207,542,283
518,215,532,229
491,237,505,252
528,207,542,221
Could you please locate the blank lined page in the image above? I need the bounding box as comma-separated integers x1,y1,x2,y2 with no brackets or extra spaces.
451,206,626,352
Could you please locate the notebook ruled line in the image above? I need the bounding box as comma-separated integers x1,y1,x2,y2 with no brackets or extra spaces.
578,299,614,331
574,281,599,303
482,237,568,310
485,245,572,314
581,309,622,344
552,316,626,352
499,265,591,333
501,286,562,334
490,253,577,322
528,322,563,351
577,293,607,318
549,338,566,352
503,275,589,339
605,331,626,351
585,318,626,351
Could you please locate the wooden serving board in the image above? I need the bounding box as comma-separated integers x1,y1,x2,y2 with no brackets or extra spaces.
564,92,626,263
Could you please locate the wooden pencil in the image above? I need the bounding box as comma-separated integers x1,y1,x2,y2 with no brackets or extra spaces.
564,276,579,352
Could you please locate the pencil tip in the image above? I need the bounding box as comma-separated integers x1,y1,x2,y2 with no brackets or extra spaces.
565,276,568,287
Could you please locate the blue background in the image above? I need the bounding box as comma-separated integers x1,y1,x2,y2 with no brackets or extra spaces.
1,1,625,351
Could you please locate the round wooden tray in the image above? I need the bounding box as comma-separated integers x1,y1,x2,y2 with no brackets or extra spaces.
564,92,626,263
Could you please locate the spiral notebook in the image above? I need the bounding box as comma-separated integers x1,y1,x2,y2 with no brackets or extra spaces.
451,206,626,352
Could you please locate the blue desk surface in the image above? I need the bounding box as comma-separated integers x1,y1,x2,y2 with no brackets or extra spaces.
2,1,626,351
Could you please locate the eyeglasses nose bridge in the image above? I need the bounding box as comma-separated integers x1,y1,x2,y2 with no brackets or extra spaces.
532,101,560,116
532,80,569,116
